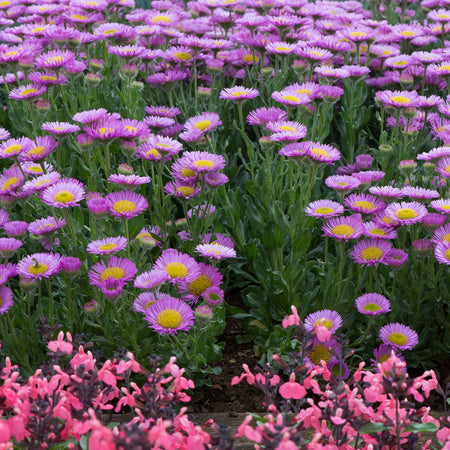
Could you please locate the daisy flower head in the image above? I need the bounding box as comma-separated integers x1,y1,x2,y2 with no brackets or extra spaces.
435,240,450,264
355,293,391,315
219,86,259,102
303,141,341,165
73,108,108,124
178,262,223,303
385,248,409,267
154,249,200,285
187,151,226,173
271,90,311,108
379,323,418,350
106,190,148,219
202,285,224,306
0,168,24,195
432,223,450,245
195,243,236,260
430,199,450,214
145,296,194,335
134,269,168,290
41,178,85,209
278,142,310,163
42,122,81,136
20,136,58,162
325,175,361,193
247,107,287,126
164,179,200,200
0,137,33,159
363,221,398,239
375,89,420,109
344,193,386,215
21,162,54,177
0,237,22,259
88,256,137,288
435,156,450,178
17,252,61,280
145,105,180,118
304,337,338,369
205,172,228,188
369,185,404,202
322,214,364,241
35,50,76,71
9,83,46,101
371,344,405,371
351,170,385,185
28,216,66,236
305,199,344,219
4,221,27,238
267,120,307,142
183,112,222,134
133,292,162,314
418,147,450,163
135,227,162,250
87,236,128,255
385,201,428,225
85,119,124,142
304,309,342,334
402,186,440,201
351,238,392,266
108,174,151,191
28,71,67,86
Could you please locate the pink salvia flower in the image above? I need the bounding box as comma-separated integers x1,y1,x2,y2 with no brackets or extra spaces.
279,373,306,400
47,331,73,354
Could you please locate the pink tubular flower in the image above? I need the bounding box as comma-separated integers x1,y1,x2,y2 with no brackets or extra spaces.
279,373,306,400
282,305,300,328
48,331,73,354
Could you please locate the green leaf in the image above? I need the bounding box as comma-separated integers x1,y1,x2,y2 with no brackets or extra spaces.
403,423,438,433
359,423,390,434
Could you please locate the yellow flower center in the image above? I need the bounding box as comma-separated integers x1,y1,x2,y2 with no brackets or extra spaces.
19,88,38,97
276,46,291,52
353,200,375,211
157,143,173,149
362,303,381,312
28,166,43,173
315,207,334,214
98,243,116,251
243,54,258,63
231,91,248,97
54,191,75,203
330,224,354,237
103,29,118,35
176,186,195,196
393,61,407,66
387,332,408,346
173,51,191,61
193,159,214,169
145,148,160,158
395,208,417,220
71,14,87,20
3,144,21,155
47,56,63,65
442,204,450,210
369,228,387,236
310,148,330,158
144,300,155,309
309,50,323,58
2,177,17,191
4,50,18,57
99,127,114,137
113,200,136,213
382,50,392,56
39,75,57,82
164,262,188,279
37,223,53,232
282,95,302,102
188,274,212,296
400,30,415,37
124,125,137,134
389,95,410,105
439,14,450,19
181,167,195,178
444,165,450,174
100,267,125,282
29,146,45,156
313,318,333,329
350,31,366,38
28,262,48,275
295,88,312,95
441,233,450,243
360,246,384,261
156,309,182,329
309,344,332,365
35,179,51,187
280,125,296,132
194,120,212,131
445,248,450,260
439,65,450,71
31,27,45,33
0,1,11,6
378,354,389,363
150,15,171,24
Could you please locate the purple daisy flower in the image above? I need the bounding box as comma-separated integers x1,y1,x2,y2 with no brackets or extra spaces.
4,221,27,237
28,216,66,236
0,168,24,195
369,185,404,202
344,193,386,215
355,293,391,315
384,248,409,267
375,89,420,108
0,137,33,159
379,323,419,350
325,175,361,193
351,238,392,266
21,162,54,177
304,337,338,369
135,227,162,249
385,201,428,225
304,142,341,165
35,50,76,71
133,292,165,314
108,174,151,190
278,142,310,162
120,119,149,140
435,240,450,265
87,236,128,255
304,309,342,333
363,221,398,239
20,136,58,162
60,257,82,276
164,180,200,200
435,157,450,178
432,223,450,245
28,71,67,86
305,200,344,219
134,269,168,291
41,178,85,209
106,190,148,219
271,90,311,108
145,105,180,118
72,108,108,124
371,344,405,371
42,122,81,136
417,146,450,163
146,135,183,157
145,296,194,335
178,263,223,304
430,199,450,214
23,172,60,193
195,243,236,260
84,119,124,141
402,186,440,201
202,285,224,306
247,107,287,126
17,252,61,280
219,86,259,102
9,84,46,101
322,215,364,241
153,249,200,285
267,120,307,137
88,256,137,288
186,151,226,173
184,112,222,134
0,285,13,315
0,237,22,259
351,170,385,184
